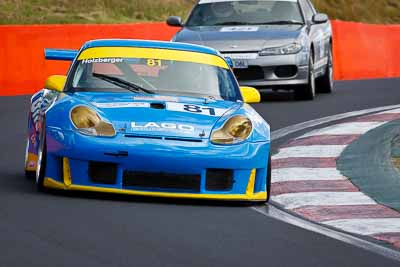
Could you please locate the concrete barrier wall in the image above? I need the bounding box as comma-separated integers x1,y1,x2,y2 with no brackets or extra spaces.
0,21,399,96
331,20,400,81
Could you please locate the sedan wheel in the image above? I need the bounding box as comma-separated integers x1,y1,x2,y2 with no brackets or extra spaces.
295,54,315,100
316,47,334,93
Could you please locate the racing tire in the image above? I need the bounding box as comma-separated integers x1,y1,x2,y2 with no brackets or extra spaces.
266,155,272,203
294,53,316,101
316,46,334,94
36,126,47,192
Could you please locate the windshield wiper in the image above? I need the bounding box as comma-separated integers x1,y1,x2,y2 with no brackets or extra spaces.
92,73,154,94
257,20,304,25
214,21,249,26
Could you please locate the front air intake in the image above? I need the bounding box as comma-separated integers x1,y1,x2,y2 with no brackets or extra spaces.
88,161,118,184
123,171,201,192
206,169,234,191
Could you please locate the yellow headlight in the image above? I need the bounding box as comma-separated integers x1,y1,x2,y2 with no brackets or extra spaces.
70,106,115,137
211,115,252,144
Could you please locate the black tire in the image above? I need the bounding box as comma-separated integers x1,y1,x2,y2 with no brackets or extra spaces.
266,155,271,202
36,127,47,192
294,52,316,101
25,170,36,179
316,46,334,94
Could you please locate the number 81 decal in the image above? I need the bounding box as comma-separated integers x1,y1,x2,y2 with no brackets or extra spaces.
147,59,162,67
183,105,216,115
167,103,226,116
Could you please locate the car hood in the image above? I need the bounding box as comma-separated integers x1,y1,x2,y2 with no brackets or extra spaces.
70,92,241,139
174,25,304,52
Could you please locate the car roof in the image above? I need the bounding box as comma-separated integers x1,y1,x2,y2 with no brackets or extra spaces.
198,0,298,4
81,39,221,57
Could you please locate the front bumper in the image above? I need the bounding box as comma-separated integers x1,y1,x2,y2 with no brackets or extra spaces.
44,129,270,201
222,52,309,89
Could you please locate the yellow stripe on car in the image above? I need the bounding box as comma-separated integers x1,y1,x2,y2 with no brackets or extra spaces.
25,153,38,172
245,169,256,196
43,177,267,201
78,47,229,69
63,157,72,187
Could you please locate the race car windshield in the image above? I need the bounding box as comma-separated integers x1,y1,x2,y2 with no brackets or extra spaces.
69,57,239,101
186,0,304,27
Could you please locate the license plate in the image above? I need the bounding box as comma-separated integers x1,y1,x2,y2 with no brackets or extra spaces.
233,59,248,69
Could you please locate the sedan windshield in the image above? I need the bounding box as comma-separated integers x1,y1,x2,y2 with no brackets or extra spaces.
186,0,304,27
69,53,240,101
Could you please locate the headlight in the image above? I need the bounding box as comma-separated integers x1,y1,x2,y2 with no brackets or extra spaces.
70,106,116,137
211,115,252,145
259,43,303,56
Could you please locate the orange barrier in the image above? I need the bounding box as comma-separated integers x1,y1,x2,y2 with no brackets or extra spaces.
331,20,400,81
0,23,179,96
0,21,399,96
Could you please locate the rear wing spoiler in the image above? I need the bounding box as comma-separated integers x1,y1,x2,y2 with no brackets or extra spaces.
44,49,78,61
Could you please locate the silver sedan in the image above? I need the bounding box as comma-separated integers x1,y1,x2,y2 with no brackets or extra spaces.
167,0,333,100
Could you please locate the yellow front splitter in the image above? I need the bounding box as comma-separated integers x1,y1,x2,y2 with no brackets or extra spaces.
44,177,267,202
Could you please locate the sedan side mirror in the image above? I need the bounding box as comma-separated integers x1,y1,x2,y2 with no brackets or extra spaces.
240,87,261,103
167,16,183,27
312,13,329,24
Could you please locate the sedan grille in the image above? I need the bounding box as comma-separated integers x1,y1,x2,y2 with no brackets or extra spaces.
234,66,264,81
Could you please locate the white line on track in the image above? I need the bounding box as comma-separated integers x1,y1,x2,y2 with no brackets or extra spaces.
272,145,346,159
324,218,400,235
271,168,345,183
251,104,400,262
272,192,376,209
251,205,400,262
271,104,400,141
300,122,387,138
378,108,400,114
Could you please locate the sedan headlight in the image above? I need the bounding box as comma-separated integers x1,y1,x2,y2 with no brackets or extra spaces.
259,43,303,56
211,115,252,145
70,106,116,137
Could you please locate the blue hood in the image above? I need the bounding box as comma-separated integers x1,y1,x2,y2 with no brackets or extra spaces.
56,92,242,139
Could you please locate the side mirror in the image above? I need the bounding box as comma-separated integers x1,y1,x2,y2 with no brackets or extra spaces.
167,16,183,27
240,86,261,103
312,13,329,24
45,75,67,92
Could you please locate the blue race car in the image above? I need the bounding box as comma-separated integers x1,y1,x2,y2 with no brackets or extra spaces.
24,39,271,202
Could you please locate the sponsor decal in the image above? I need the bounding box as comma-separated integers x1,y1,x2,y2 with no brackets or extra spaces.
30,134,36,145
131,122,195,132
222,53,258,60
28,161,36,168
220,26,259,32
92,102,150,108
31,91,43,131
81,58,123,64
167,103,226,117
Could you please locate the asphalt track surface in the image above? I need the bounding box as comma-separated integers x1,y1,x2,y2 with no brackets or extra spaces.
1,78,400,267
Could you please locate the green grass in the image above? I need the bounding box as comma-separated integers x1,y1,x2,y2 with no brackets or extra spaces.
0,0,196,24
313,0,400,24
0,0,399,25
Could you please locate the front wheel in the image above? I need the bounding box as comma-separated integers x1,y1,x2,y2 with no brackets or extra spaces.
36,129,47,192
294,54,315,101
24,136,35,179
266,155,272,202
